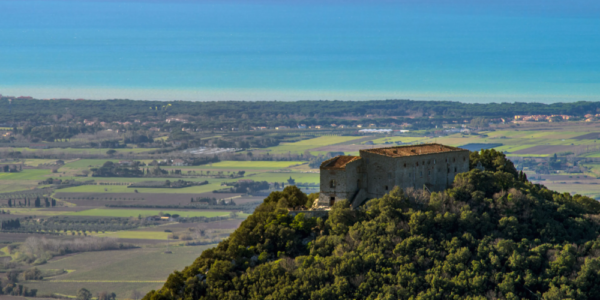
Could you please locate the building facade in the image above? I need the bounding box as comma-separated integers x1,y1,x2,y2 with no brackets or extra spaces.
317,144,469,209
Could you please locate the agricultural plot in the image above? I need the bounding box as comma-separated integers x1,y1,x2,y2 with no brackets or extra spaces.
55,182,224,194
0,147,158,155
266,136,364,154
0,169,52,180
65,208,232,218
55,192,243,207
247,172,320,184
369,136,428,144
202,161,306,169
25,245,216,297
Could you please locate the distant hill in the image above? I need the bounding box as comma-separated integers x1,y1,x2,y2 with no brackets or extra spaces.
143,149,600,300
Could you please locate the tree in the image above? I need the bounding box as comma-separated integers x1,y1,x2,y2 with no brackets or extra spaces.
8,199,12,207
106,149,117,156
34,197,41,208
77,288,92,300
287,176,296,185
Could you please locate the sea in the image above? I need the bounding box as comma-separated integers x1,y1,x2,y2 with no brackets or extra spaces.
0,0,599,102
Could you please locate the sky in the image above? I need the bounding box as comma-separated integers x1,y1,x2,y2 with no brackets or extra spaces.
0,0,598,102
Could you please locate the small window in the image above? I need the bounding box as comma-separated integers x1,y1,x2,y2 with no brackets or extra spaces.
434,159,436,164
454,167,457,172
422,161,425,165
428,170,431,175
404,163,406,167
453,158,456,162
385,185,388,191
463,157,466,161
329,197,335,206
420,172,423,178
330,180,336,188
416,162,419,166
447,168,450,173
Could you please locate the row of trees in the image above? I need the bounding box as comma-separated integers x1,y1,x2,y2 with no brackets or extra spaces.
7,197,55,208
0,219,20,230
20,236,129,264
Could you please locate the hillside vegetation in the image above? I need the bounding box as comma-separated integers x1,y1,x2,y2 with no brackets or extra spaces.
144,150,600,300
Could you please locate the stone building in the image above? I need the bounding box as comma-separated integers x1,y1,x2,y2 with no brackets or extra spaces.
317,144,469,209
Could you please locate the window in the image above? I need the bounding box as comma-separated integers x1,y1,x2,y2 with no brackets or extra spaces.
454,167,457,172
428,170,431,175
329,197,335,206
385,185,388,191
404,163,406,167
463,157,466,161
434,159,436,164
447,168,450,173
330,180,336,188
357,179,361,188
453,158,456,162
416,162,419,166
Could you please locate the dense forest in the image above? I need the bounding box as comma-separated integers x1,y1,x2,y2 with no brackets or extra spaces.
143,150,600,299
2,98,600,127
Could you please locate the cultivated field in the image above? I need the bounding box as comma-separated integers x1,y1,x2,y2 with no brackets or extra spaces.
4,123,600,297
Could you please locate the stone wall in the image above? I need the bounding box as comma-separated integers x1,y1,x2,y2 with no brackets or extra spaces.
318,159,364,206
318,147,470,207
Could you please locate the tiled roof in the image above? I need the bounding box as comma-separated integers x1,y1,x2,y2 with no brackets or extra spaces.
360,143,467,157
320,156,362,170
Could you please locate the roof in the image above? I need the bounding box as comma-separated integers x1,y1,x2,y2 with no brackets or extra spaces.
320,156,362,170
360,143,467,157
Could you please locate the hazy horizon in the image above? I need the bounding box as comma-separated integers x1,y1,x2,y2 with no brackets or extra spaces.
1,0,599,103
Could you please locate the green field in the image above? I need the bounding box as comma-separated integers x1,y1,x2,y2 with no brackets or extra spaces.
247,172,320,184
25,244,215,297
204,161,306,169
0,169,52,180
66,208,232,218
266,136,363,154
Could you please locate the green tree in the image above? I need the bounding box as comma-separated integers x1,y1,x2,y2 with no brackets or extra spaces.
77,288,92,300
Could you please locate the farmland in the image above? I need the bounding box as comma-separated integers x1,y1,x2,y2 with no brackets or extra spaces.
65,208,231,218
4,122,600,297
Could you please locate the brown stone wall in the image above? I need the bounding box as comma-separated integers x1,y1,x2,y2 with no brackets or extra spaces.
319,147,470,207
318,159,364,206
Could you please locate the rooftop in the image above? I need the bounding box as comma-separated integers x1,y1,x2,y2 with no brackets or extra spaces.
320,156,362,170
360,143,467,157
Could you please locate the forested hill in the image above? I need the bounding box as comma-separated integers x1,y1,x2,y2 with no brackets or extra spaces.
144,150,600,300
3,98,600,121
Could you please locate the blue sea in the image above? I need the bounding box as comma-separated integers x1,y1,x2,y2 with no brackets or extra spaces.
0,0,599,102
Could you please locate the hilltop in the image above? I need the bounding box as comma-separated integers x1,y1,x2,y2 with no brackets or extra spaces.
142,149,600,299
